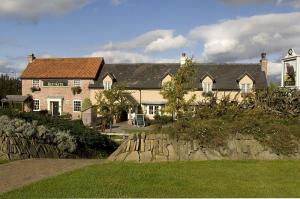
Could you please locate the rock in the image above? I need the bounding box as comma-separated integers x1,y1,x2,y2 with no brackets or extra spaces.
140,139,145,152
204,149,222,160
193,140,199,151
167,144,178,161
115,152,129,161
145,139,151,151
189,150,207,160
256,150,279,160
140,151,153,162
154,155,168,162
125,140,131,152
125,151,140,162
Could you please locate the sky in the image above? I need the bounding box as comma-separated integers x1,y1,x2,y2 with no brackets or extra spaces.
1,0,300,80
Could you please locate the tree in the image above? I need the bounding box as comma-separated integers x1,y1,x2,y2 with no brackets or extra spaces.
160,58,197,119
0,75,21,99
95,85,132,132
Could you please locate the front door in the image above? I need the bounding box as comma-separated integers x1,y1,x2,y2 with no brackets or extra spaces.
51,101,59,116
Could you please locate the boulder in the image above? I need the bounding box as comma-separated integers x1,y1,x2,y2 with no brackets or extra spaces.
125,151,140,162
140,151,153,162
189,150,207,160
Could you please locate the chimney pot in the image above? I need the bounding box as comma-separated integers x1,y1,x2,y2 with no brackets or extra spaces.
27,53,36,63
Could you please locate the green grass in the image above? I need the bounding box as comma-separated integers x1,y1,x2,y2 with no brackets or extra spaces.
2,161,300,198
123,128,154,134
0,160,9,164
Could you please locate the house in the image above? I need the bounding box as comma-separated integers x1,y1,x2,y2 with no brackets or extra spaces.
20,53,268,120
20,54,104,119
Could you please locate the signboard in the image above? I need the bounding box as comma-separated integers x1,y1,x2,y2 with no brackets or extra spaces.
43,80,68,87
284,59,297,86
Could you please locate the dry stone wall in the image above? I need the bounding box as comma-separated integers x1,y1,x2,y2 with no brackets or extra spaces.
0,133,63,161
0,115,76,161
108,133,300,162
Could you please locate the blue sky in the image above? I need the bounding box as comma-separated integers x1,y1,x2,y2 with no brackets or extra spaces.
1,0,300,78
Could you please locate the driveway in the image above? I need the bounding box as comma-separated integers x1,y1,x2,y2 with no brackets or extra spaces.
0,158,101,193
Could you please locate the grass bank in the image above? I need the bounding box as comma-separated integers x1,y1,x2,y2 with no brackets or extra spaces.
0,160,8,165
2,161,300,198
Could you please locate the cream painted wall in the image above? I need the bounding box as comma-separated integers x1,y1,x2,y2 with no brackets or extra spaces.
89,87,247,120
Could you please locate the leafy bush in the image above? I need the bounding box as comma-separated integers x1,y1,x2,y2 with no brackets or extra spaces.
82,98,93,111
153,114,173,125
0,115,77,153
0,109,117,157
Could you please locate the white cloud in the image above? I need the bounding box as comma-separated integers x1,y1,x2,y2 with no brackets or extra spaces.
89,50,177,63
145,35,187,53
189,12,300,62
103,29,188,53
0,59,24,76
222,0,300,8
268,62,282,76
0,0,91,21
110,0,127,6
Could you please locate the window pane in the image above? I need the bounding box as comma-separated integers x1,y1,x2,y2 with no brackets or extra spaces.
104,81,112,90
74,80,81,87
154,106,159,115
33,100,40,111
149,105,154,114
73,101,81,112
32,80,39,88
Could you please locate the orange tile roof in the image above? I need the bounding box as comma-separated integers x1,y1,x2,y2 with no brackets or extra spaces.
20,57,103,79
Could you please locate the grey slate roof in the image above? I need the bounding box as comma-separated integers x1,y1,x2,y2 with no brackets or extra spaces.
1,95,30,103
89,63,267,90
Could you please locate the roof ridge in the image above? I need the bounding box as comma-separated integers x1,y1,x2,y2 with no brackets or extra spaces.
36,57,102,60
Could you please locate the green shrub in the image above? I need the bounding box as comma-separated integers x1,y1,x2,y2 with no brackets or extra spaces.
0,109,117,157
153,114,173,125
82,98,93,111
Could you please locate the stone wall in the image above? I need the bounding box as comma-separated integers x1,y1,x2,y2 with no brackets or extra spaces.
0,132,65,161
108,133,300,162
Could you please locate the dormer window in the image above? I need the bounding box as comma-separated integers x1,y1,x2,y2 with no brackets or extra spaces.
102,73,115,90
201,74,214,93
237,73,254,94
32,80,40,88
104,81,112,90
240,83,252,93
161,73,172,85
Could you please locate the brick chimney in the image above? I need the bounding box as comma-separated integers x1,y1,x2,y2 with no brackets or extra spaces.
27,53,36,63
180,52,187,66
260,52,268,76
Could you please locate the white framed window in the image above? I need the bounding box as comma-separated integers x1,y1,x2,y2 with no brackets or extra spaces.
104,81,112,90
241,83,252,93
32,80,40,88
73,100,82,112
33,99,40,111
154,105,159,115
149,105,154,115
74,80,81,87
202,82,212,93
144,105,161,115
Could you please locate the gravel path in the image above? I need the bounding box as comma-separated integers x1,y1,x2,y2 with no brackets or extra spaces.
0,158,101,193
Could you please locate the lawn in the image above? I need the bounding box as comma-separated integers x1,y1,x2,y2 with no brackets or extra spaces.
2,161,300,198
0,160,8,165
